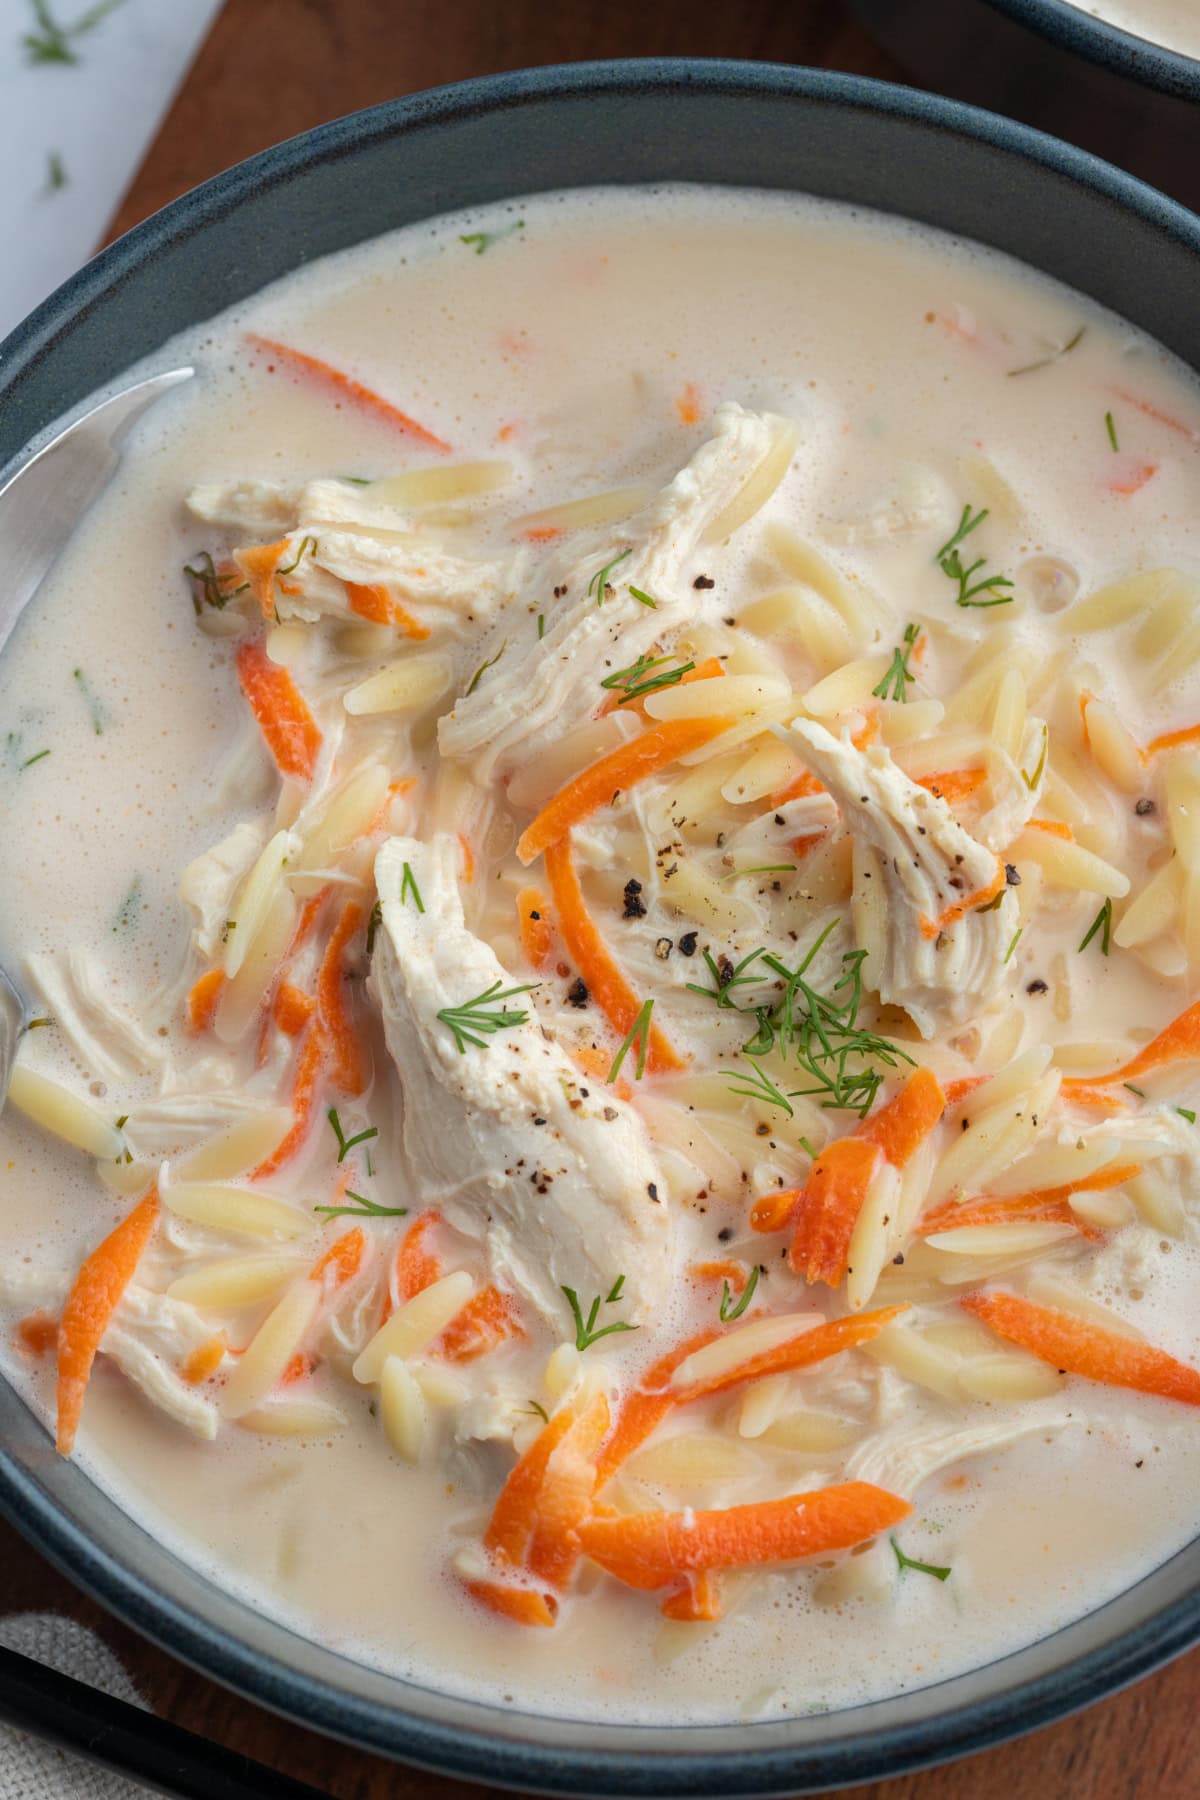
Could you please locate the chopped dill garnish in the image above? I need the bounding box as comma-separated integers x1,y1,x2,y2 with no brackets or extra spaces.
366,900,382,954
1079,897,1112,956
587,548,632,607
399,861,425,914
562,1280,638,1351
891,1537,952,1581
719,1264,760,1323
628,585,659,609
277,535,317,574
1124,1083,1146,1098
112,876,141,929
45,150,67,192
20,749,50,769
537,613,545,640
314,1192,408,1220
327,1109,379,1164
872,622,921,702
459,219,525,255
1004,926,1023,965
465,640,506,696
1105,410,1120,452
1007,324,1086,378
27,1017,53,1030
1177,1107,1197,1125
718,864,796,883
22,0,125,65
724,1055,794,1117
437,979,536,1052
1021,723,1049,791
73,667,107,734
607,998,655,1084
183,551,249,614
600,652,695,706
685,946,769,1009
517,1399,550,1423
935,505,1014,609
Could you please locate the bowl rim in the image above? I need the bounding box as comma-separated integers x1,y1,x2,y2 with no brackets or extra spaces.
2,54,1200,1796
981,0,1200,96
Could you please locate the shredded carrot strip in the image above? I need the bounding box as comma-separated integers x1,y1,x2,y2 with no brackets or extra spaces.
250,1024,326,1180
484,1406,577,1568
186,968,226,1034
395,1209,443,1304
661,1571,723,1621
518,717,735,865
246,334,450,451
236,639,322,781
15,1311,58,1357
788,1139,882,1285
675,381,703,425
522,525,562,543
673,1306,908,1407
689,1259,750,1294
56,1188,159,1455
182,1333,227,1385
460,1576,556,1627
1147,722,1200,756
316,900,368,1096
1107,460,1158,497
943,1075,988,1106
1062,998,1200,1095
274,982,315,1036
233,539,290,620
310,1226,367,1291
458,833,476,884
578,1483,912,1592
920,1162,1141,1238
858,1067,946,1167
438,1286,524,1363
526,1392,611,1590
916,768,987,805
344,580,430,641
749,1187,803,1234
1111,385,1198,441
543,837,682,1074
1026,817,1074,840
569,1041,632,1101
918,857,1006,941
517,887,554,969
789,831,826,859
281,1352,312,1386
595,1329,720,1485
963,1291,1200,1407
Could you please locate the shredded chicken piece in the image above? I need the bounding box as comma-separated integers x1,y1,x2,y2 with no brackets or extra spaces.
370,834,672,1326
845,1412,1074,1496
439,403,794,780
24,948,167,1081
784,719,1018,1037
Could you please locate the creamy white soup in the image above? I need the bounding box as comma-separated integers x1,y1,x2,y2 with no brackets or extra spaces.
2,187,1200,1727
1073,0,1200,57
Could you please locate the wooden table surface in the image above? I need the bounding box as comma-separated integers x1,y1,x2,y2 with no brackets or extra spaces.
5,1,1198,1795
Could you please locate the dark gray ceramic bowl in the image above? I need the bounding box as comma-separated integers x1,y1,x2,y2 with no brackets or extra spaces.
1,58,1199,1796
850,0,1200,212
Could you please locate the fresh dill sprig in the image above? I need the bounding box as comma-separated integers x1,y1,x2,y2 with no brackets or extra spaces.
608,998,655,1084
459,219,525,255
22,0,125,65
1007,324,1086,378
872,622,921,702
628,585,659,609
1004,926,1023,965
465,640,506,696
517,1399,550,1422
327,1108,379,1164
277,535,316,575
183,551,248,614
1021,723,1049,791
45,150,67,192
537,613,545,640
724,1055,794,1117
685,946,769,1009
600,652,695,706
587,549,631,607
935,505,1014,609
1079,896,1112,956
73,667,107,734
1124,1082,1146,1098
1177,1107,1196,1125
1105,410,1120,452
20,749,50,770
719,1264,760,1323
891,1537,952,1581
562,1278,638,1351
718,864,796,884
400,861,425,913
437,979,536,1052
315,1192,408,1220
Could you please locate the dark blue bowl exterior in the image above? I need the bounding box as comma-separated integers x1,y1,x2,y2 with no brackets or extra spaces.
1,59,1200,1797
988,0,1200,97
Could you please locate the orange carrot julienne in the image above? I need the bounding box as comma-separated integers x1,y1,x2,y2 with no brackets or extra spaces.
1062,997,1200,1096
857,1067,945,1168
395,1208,444,1304
317,900,369,1097
526,1392,611,1591
595,1328,721,1486
689,1259,750,1293
963,1291,1200,1407
16,1311,58,1357
344,580,430,641
518,717,735,865
1026,817,1074,840
310,1226,367,1291
461,1575,557,1628
517,887,554,969
246,334,450,452
543,837,682,1074
749,1187,803,1234
522,525,562,544
458,833,476,885
56,1187,159,1455
281,1351,312,1386
675,381,703,426
233,539,291,620
673,1307,909,1408
789,1137,881,1285
1147,721,1200,756
438,1286,523,1363
943,1075,988,1106
485,1405,578,1568
578,1483,912,1592
916,767,987,805
1107,459,1158,497
918,857,1006,941
250,1023,326,1180
920,1161,1141,1238
182,1332,227,1385
569,1041,632,1101
599,655,725,721
661,1571,723,1621
1110,385,1199,441
236,639,322,781
186,968,226,1034
274,981,315,1037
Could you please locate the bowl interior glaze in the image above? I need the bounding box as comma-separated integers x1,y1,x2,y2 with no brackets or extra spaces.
1,60,1199,1796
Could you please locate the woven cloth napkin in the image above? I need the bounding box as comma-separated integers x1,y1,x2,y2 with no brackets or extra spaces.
0,1613,153,1798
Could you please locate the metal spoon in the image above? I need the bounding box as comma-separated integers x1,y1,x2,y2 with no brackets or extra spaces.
0,366,193,1102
